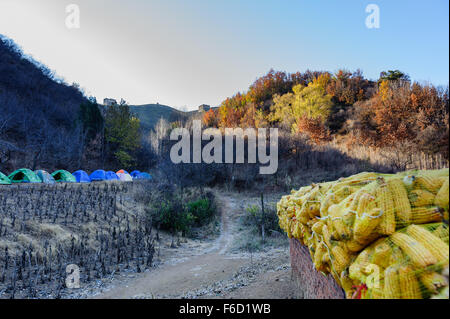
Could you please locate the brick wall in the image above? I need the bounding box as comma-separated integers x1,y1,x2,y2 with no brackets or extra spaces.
290,238,345,299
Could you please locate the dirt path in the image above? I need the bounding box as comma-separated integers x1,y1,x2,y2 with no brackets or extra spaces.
92,193,295,299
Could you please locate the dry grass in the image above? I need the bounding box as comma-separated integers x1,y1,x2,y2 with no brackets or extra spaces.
0,239,21,257
0,182,151,262
15,233,45,258
328,140,449,172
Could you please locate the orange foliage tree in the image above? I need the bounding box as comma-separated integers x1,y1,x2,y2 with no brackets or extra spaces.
218,93,247,127
326,69,375,106
202,109,218,128
352,79,449,158
294,116,331,144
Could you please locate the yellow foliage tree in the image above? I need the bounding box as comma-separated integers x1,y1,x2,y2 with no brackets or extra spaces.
270,80,333,133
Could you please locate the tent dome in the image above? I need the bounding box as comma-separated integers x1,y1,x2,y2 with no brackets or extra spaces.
72,170,91,183
130,170,141,178
35,170,56,184
90,169,106,181
140,172,152,180
8,168,41,183
134,172,152,180
105,171,120,181
117,172,133,182
116,169,130,175
0,171,11,185
52,170,76,183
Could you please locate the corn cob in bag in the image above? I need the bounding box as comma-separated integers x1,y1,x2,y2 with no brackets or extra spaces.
277,168,449,299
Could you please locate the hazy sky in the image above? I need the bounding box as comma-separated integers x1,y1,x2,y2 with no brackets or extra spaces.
0,0,448,110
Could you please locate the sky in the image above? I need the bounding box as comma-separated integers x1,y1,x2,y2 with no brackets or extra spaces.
0,0,448,110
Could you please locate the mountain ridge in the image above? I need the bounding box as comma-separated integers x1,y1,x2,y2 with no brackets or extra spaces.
129,103,218,131
129,103,188,132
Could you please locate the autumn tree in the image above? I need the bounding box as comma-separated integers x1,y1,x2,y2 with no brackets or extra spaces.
202,109,218,127
218,93,247,127
246,69,292,106
326,69,375,106
295,116,331,143
270,78,333,141
352,80,449,158
269,92,295,130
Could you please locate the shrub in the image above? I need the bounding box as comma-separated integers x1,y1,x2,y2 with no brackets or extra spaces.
242,203,282,238
146,184,217,236
187,198,216,226
232,201,287,252
156,199,195,235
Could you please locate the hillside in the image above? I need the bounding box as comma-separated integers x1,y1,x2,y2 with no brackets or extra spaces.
0,35,95,172
129,104,188,132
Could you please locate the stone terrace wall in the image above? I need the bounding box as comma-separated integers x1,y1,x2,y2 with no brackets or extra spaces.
290,238,345,299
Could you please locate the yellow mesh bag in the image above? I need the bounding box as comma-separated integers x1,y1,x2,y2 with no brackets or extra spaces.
346,224,449,299
277,168,449,299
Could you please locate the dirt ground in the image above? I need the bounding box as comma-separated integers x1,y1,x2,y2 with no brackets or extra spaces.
87,192,296,299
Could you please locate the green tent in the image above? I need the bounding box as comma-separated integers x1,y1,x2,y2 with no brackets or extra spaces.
8,168,41,183
52,170,76,183
0,171,11,185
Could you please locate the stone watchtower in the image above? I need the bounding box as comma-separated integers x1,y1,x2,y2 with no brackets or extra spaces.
198,104,211,112
103,98,118,106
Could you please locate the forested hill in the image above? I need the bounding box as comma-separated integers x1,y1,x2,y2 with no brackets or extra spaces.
202,69,449,161
0,36,101,172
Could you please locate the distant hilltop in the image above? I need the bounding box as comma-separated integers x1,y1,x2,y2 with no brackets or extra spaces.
101,98,216,131
129,103,187,131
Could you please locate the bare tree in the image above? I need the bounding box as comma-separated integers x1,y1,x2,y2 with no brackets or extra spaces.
150,117,170,159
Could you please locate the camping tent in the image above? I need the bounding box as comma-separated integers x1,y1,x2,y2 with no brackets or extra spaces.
72,170,91,183
116,169,130,175
8,168,41,183
0,171,11,185
105,171,119,181
52,170,76,183
117,172,133,182
35,170,56,184
90,169,106,181
139,172,152,180
130,170,141,178
134,172,152,180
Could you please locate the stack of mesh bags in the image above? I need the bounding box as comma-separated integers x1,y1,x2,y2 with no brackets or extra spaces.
277,168,449,299
344,223,448,299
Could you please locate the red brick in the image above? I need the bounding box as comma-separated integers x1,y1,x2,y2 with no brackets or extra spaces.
290,238,345,299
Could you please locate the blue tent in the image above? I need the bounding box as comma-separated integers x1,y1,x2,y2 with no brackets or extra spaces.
72,170,91,183
130,170,141,178
135,172,152,180
105,171,120,181
90,169,106,181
